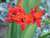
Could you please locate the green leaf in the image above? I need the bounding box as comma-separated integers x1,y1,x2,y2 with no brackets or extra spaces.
40,32,50,38
9,22,17,38
21,0,36,14
9,22,22,38
37,0,41,11
32,0,41,11
16,24,22,38
23,23,37,38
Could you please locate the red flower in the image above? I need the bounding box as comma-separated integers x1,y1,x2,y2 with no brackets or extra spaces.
13,14,33,30
5,14,14,23
8,5,25,15
31,4,38,14
8,0,25,15
5,0,44,31
14,7,26,15
13,14,26,31
31,4,44,27
8,4,15,14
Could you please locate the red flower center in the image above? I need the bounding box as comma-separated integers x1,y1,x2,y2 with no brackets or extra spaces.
21,18,24,22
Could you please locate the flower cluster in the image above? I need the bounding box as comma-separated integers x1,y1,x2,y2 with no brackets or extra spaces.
5,0,44,31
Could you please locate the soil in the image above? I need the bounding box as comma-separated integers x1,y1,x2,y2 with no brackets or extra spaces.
0,20,9,38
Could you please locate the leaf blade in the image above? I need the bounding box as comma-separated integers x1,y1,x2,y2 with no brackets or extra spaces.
23,23,37,38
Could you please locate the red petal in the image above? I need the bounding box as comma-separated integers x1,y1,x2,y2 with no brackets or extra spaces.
21,23,25,31
16,3,21,8
25,21,31,25
19,0,22,6
36,20,41,27
20,13,25,17
8,4,15,14
8,4,13,9
34,4,38,12
25,14,33,21
31,4,38,14
16,20,21,24
5,18,14,23
34,10,44,18
6,14,12,17
13,15,20,20
5,18,9,21
31,8,34,14
38,18,42,20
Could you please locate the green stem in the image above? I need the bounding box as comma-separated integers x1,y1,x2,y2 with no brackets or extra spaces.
21,31,24,38
9,22,14,38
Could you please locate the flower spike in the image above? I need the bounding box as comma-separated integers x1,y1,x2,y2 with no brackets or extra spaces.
5,2,44,30
31,6,44,27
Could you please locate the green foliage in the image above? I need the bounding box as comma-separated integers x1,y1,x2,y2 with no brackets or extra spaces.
36,0,41,11
9,22,22,38
43,19,50,24
23,23,37,38
16,24,22,38
40,32,50,38
32,0,41,11
21,0,35,14
9,22,17,38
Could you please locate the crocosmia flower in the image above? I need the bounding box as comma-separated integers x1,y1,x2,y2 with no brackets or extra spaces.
5,0,27,31
5,14,14,23
5,0,44,31
31,4,44,27
31,4,38,14
13,14,33,30
8,0,25,15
